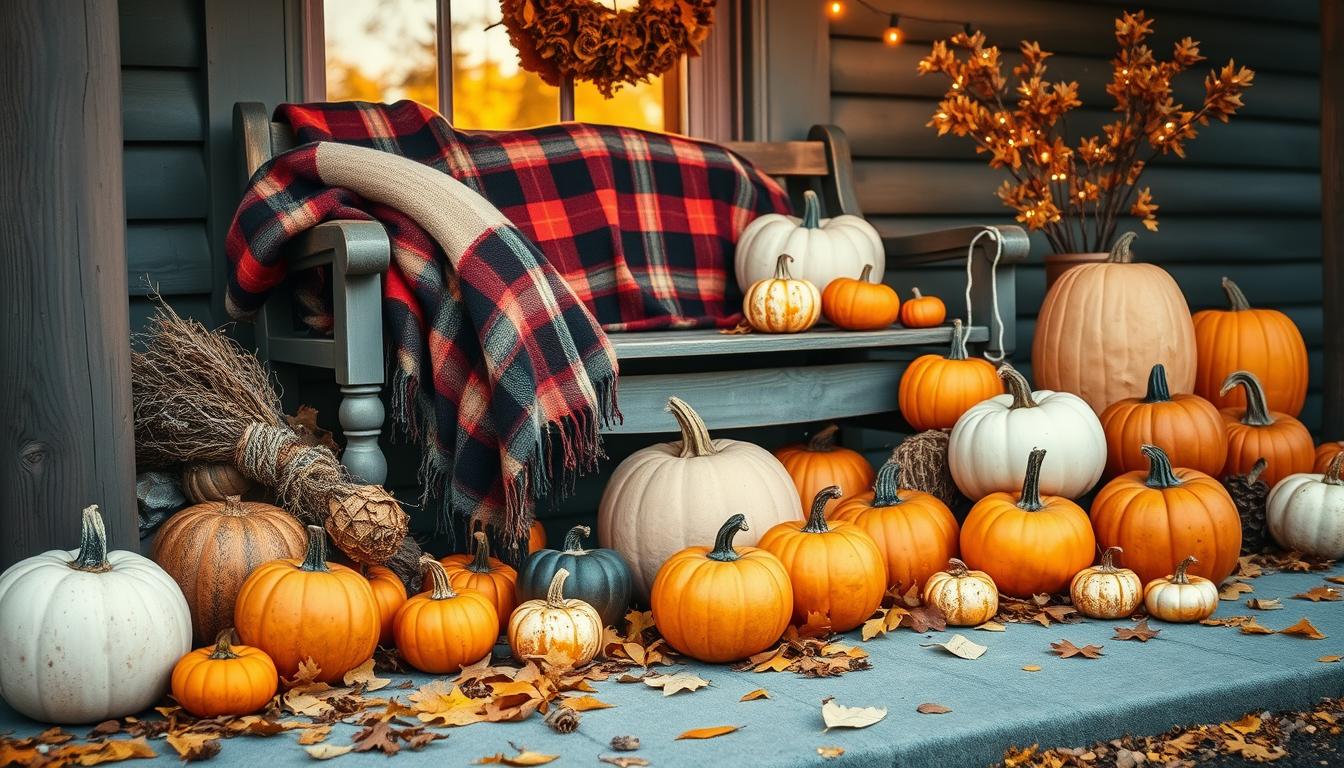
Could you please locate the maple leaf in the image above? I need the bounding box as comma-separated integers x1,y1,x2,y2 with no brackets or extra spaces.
1239,618,1275,635
821,699,887,730
409,680,485,726
1295,586,1343,602
1041,605,1080,624
343,659,390,691
1326,575,1344,585
1113,618,1161,642
676,725,741,740
352,721,400,755
1280,617,1327,639
88,721,121,738
165,732,221,762
917,702,952,714
282,657,323,688
398,726,447,750
297,725,332,746
643,672,710,696
791,611,834,640
1219,580,1254,600
1051,640,1103,658
1236,557,1264,578
624,610,655,638
1247,597,1283,610
903,604,948,633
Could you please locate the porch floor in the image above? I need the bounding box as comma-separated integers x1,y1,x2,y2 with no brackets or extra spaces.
3,565,1341,767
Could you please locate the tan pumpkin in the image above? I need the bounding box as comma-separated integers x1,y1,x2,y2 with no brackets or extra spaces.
922,558,999,627
153,495,307,645
1069,547,1142,620
743,253,821,333
1031,232,1197,413
181,463,253,503
507,569,604,669
1143,555,1219,623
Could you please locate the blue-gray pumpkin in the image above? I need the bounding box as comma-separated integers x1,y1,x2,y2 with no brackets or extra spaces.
518,525,633,626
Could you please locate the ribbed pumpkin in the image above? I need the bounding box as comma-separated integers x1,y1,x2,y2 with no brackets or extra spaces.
742,253,821,333
898,319,1001,431
396,558,497,674
181,462,253,503
959,449,1096,598
1143,556,1219,623
153,495,307,644
1099,363,1227,478
528,520,547,553
757,486,886,631
1316,442,1344,473
171,630,278,717
1266,452,1344,559
899,287,946,328
821,264,900,330
922,559,999,627
830,458,959,592
1219,370,1314,488
365,565,408,648
1193,277,1309,416
508,569,604,669
518,525,633,627
1068,547,1143,620
438,531,518,635
1031,232,1197,414
773,424,875,516
650,515,793,663
1090,444,1241,585
233,525,380,682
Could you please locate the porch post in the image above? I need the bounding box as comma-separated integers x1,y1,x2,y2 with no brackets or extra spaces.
1324,0,1344,438
0,0,138,568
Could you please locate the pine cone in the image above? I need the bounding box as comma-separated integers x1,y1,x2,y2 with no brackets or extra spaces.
326,485,408,565
1224,458,1270,554
894,430,962,508
545,705,580,734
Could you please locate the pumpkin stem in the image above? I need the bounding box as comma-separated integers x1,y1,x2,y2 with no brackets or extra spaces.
871,458,903,507
858,264,874,283
70,504,111,572
469,531,493,573
1221,276,1252,311
707,514,749,562
999,365,1038,409
563,525,591,553
802,486,843,533
801,189,821,229
1107,231,1138,264
667,396,717,458
1141,444,1182,489
1220,371,1274,427
1142,364,1172,404
947,319,970,361
946,558,970,578
209,629,241,660
1246,457,1269,486
300,525,331,572
1016,448,1047,512
546,568,572,607
1172,555,1198,585
806,424,841,452
421,556,458,600
1098,546,1123,573
220,495,249,516
772,253,796,280
911,287,924,300
1325,452,1344,486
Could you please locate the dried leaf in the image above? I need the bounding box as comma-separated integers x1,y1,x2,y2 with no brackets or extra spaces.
975,621,1006,632
1219,580,1254,600
922,633,987,659
1247,597,1283,610
719,321,752,335
68,738,159,765
643,672,710,696
284,657,324,688
1113,618,1161,642
1051,640,1103,659
675,725,741,740
599,757,650,768
821,699,887,731
740,688,770,701
1326,575,1344,585
1239,617,1275,635
352,721,400,756
609,736,640,751
89,721,122,738
916,702,952,714
1226,713,1261,734
563,695,614,712
817,746,845,759
165,732,220,762
1281,617,1327,639
1021,665,1041,672
342,659,390,691
1319,655,1342,663
298,726,332,746
409,680,485,726
1295,586,1343,602
475,746,560,765
903,604,948,633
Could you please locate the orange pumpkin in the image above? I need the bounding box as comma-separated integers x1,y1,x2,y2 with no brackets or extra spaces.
1090,444,1241,585
650,514,793,663
757,486,886,632
1099,363,1227,478
1315,442,1344,474
898,319,1001,431
773,424,875,516
899,287,946,328
529,520,548,553
1219,371,1314,487
1193,277,1309,416
821,264,900,330
365,565,407,648
438,531,518,634
831,458,959,592
233,525,380,682
171,630,278,717
395,558,497,674
959,448,1095,597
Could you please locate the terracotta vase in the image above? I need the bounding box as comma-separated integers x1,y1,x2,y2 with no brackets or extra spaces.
1044,252,1109,289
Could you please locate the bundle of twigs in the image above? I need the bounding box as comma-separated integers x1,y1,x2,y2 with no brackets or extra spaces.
131,301,423,583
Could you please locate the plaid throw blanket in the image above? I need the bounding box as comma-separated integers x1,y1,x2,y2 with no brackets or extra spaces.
226,101,789,548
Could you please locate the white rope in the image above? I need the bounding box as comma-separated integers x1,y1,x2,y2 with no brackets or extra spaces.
965,226,1006,363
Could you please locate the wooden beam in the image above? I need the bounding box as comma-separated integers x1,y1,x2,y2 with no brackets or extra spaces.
1323,0,1344,438
0,0,138,567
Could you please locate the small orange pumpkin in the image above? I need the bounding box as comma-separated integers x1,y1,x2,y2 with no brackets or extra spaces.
899,287,946,328
959,448,1095,598
821,264,900,330
1193,277,1309,416
1143,555,1219,623
181,463,253,503
757,486,886,632
395,558,497,674
773,424,875,516
171,629,278,717
1315,442,1344,473
1219,370,1314,487
1099,363,1227,478
365,565,407,648
528,520,548,553
438,531,518,634
743,254,821,333
898,319,1001,431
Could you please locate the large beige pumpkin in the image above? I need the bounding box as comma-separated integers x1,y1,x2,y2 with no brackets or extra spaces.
598,397,802,598
1032,232,1197,414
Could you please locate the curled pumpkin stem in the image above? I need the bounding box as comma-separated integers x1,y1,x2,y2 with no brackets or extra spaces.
998,365,1038,409
1219,370,1274,427
1140,444,1182,489
1171,555,1198,585
802,486,843,533
1098,546,1123,572
563,525,590,552
708,514,749,562
1016,448,1047,512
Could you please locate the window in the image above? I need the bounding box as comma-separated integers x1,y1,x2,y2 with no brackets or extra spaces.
321,0,674,132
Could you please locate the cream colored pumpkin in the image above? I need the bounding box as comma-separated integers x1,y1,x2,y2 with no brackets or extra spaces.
1143,556,1219,623
1266,452,1344,559
735,189,883,293
507,569,603,669
948,365,1106,500
598,397,802,598
1069,547,1142,620
742,254,821,333
922,558,999,627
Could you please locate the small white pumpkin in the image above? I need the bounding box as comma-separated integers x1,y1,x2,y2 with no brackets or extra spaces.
735,189,883,293
742,254,821,333
1069,546,1143,620
922,558,999,627
1143,555,1219,623
949,365,1106,500
1266,452,1344,559
0,505,192,723
507,569,603,669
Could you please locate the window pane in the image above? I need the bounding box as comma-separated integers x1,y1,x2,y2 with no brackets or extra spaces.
325,0,438,110
575,75,668,132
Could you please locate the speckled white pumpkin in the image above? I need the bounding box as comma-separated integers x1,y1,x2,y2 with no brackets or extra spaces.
1267,452,1344,559
0,505,192,723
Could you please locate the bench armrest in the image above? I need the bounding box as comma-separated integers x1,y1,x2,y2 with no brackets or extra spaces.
883,224,1031,267
290,220,392,275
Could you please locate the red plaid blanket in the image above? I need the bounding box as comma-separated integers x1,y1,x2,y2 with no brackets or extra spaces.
226,101,789,550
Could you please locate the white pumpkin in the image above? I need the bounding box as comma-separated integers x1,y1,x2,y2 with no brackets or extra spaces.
1266,452,1344,559
507,569,603,669
0,505,191,723
598,397,802,598
949,365,1106,500
735,189,883,293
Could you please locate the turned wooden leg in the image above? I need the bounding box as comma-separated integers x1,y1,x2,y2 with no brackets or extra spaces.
339,384,387,485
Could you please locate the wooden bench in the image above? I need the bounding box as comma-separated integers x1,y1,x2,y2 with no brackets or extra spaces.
234,103,1030,485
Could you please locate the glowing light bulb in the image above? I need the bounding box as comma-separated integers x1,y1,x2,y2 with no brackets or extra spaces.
828,1,842,18
884,16,903,46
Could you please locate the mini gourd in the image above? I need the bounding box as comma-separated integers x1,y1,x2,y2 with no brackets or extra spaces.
773,423,875,517
898,319,1001,431
396,558,497,674
1143,556,1219,623
509,569,604,669
899,287,946,328
1219,370,1314,487
437,531,518,635
518,525,634,627
1266,452,1344,559
922,558,999,627
821,264,900,330
171,630,278,717
1069,547,1142,620
734,189,884,292
742,253,821,333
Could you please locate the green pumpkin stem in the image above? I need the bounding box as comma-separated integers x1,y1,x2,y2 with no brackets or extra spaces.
772,253,796,280
947,319,969,361
1098,546,1124,573
999,365,1038,409
871,459,903,507
708,514,749,562
1016,448,1047,512
1325,453,1344,487
802,486,843,533
546,568,571,607
563,525,590,553
946,558,970,578
1141,444,1182,489
807,424,841,452
1107,231,1138,263
210,629,241,660
421,556,458,600
70,504,111,572
800,189,821,229
1171,555,1198,585
1219,371,1274,427
1143,364,1172,403
469,531,492,573
668,397,717,458
300,525,331,572
1221,276,1252,311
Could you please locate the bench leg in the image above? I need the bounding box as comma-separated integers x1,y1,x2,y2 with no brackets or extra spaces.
339,383,387,485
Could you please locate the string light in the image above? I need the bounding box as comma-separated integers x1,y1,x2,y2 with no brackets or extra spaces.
828,1,843,17
827,1,972,44
883,15,902,45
